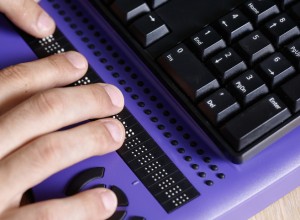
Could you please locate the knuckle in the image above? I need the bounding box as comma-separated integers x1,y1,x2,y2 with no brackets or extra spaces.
89,126,110,152
88,85,109,107
1,64,30,86
32,90,64,117
32,136,61,167
45,55,65,74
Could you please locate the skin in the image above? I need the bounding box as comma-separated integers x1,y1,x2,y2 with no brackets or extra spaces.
0,0,126,219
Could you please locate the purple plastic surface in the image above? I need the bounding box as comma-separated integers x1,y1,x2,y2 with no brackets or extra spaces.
0,1,299,219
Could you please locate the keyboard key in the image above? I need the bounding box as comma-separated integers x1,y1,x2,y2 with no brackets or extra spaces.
209,48,247,83
278,75,300,113
147,0,168,9
158,44,219,101
263,13,300,48
188,26,226,61
228,70,269,106
256,52,295,88
198,88,240,125
243,0,280,26
274,0,297,9
236,30,275,66
283,38,300,70
289,1,300,23
111,0,150,23
221,94,291,151
130,12,169,47
216,9,254,44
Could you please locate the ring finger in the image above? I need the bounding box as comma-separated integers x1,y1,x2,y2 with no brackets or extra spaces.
0,118,125,208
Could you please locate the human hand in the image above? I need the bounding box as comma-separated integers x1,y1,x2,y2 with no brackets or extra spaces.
0,1,125,219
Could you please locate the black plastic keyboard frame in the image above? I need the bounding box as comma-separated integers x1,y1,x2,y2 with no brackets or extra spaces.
88,0,300,163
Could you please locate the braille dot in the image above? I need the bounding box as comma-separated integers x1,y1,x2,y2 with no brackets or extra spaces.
59,10,66,15
151,117,158,122
100,58,107,63
94,51,102,57
210,165,218,171
138,102,145,107
197,149,204,155
144,109,152,115
137,81,144,87
125,66,131,72
131,73,138,79
64,17,71,22
156,103,164,109
125,87,132,92
131,94,139,100
88,44,95,49
76,30,83,36
198,172,206,178
169,118,177,124
112,72,119,78
191,164,199,170
203,157,211,163
176,126,183,131
53,4,60,9
157,124,165,130
171,140,178,146
164,132,171,138
183,133,190,139
184,156,192,162
150,96,157,101
163,111,170,116
118,80,126,85
106,65,114,71
217,173,225,179
177,148,185,153
205,180,214,186
190,141,197,147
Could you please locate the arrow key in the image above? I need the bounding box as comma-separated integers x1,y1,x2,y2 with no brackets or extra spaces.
263,13,300,48
256,52,295,88
129,12,170,47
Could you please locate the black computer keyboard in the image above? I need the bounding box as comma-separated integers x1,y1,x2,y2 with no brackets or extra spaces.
89,0,300,163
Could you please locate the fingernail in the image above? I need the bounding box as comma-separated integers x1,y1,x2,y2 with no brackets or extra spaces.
103,121,123,143
65,52,87,69
102,85,124,108
100,190,118,212
37,11,55,34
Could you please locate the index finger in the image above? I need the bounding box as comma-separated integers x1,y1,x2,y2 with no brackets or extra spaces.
0,0,55,38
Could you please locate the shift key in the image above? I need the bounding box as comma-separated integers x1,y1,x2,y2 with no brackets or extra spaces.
221,94,291,151
158,44,219,101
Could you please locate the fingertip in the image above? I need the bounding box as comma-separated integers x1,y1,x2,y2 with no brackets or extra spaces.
64,51,88,70
36,11,56,37
98,189,118,214
102,84,125,109
102,119,126,144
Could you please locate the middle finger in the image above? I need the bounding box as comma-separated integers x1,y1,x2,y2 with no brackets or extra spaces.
0,83,124,159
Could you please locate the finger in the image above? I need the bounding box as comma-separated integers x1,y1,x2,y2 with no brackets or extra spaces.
0,51,88,114
0,84,124,159
0,118,125,199
2,188,118,220
0,0,55,38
